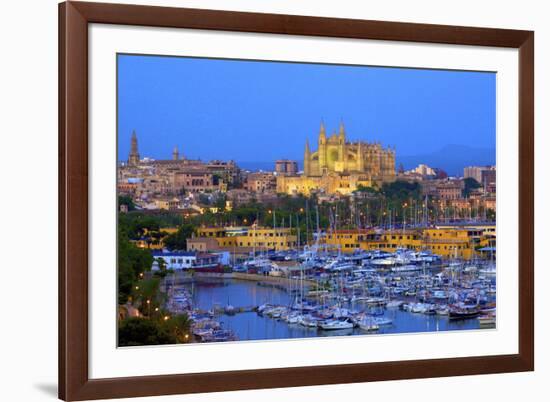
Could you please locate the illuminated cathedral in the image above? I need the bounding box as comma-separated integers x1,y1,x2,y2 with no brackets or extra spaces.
277,122,396,195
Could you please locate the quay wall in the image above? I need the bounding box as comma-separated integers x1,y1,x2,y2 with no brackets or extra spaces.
158,270,317,291
232,272,317,287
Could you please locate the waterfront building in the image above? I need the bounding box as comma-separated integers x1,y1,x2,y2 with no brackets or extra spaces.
151,250,222,270
235,227,297,250
277,122,396,195
322,225,495,259
196,226,298,251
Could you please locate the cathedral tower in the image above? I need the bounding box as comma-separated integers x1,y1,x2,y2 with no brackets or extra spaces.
172,145,179,161
338,121,346,168
318,121,327,172
128,130,140,166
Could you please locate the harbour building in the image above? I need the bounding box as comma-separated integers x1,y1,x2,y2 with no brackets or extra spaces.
323,225,496,259
193,226,298,251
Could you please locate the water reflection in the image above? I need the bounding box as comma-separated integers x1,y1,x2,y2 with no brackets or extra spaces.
183,279,480,342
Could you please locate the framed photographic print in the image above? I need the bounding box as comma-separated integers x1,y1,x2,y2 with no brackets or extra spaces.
59,1,534,400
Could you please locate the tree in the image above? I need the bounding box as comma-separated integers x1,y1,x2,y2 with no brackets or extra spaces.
132,277,163,317
463,177,481,197
354,184,378,194
163,223,196,250
118,227,154,304
118,317,175,346
214,193,227,210
118,195,136,211
162,313,193,343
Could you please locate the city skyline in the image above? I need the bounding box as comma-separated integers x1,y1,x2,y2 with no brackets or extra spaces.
117,54,496,174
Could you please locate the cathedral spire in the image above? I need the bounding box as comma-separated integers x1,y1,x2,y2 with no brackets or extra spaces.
339,120,346,139
319,121,326,143
172,145,179,161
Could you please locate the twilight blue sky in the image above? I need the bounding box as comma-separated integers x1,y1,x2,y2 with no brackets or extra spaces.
117,54,496,173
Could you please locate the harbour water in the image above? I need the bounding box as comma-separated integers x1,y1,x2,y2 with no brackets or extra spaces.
182,278,482,342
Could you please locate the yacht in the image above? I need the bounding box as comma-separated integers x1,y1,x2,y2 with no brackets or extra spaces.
319,318,355,330
358,317,380,332
373,317,393,326
478,264,497,275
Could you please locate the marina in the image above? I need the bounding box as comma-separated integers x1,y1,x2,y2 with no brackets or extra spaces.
162,247,496,343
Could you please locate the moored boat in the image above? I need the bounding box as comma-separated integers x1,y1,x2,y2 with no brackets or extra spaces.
319,318,354,330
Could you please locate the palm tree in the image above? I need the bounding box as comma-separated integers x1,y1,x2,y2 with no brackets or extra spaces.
133,277,161,317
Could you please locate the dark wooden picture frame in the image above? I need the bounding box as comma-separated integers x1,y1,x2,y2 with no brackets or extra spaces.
59,1,534,400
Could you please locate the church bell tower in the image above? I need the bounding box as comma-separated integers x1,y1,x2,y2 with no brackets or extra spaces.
128,130,140,166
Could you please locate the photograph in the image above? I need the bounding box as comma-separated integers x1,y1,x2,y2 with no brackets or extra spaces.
116,54,497,346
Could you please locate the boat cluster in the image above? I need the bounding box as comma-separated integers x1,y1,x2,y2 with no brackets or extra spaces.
235,248,445,274
257,302,393,332
162,246,497,342
253,247,497,332
192,317,238,342
164,286,239,342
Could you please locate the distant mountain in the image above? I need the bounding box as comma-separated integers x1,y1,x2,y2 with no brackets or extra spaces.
397,145,496,176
